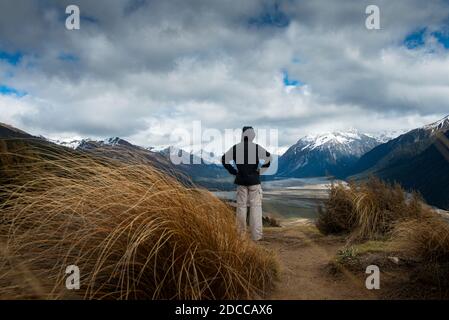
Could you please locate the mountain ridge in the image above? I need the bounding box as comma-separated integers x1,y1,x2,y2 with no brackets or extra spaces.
348,115,449,209
349,115,449,177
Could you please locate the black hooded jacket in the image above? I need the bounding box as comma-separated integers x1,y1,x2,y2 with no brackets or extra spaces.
221,127,272,186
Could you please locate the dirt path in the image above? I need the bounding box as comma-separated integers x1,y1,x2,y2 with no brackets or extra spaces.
260,219,378,300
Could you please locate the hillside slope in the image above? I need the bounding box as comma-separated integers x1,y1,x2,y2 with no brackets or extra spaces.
348,116,449,209
349,115,449,176
373,131,449,209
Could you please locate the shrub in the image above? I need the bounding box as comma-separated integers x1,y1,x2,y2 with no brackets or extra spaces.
317,177,431,241
392,216,449,264
391,216,449,296
316,182,356,235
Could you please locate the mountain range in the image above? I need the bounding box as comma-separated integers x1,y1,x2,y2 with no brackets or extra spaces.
1,115,448,209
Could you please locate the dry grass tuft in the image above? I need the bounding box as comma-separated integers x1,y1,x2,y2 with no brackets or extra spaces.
0,142,278,300
316,182,356,235
319,176,449,297
392,216,449,264
317,177,432,241
391,216,449,296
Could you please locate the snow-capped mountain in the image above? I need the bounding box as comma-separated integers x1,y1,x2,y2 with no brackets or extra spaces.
277,129,387,178
50,137,139,151
149,145,222,165
293,129,380,154
45,138,83,149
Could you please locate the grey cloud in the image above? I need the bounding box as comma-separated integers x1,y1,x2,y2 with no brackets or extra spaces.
1,0,449,148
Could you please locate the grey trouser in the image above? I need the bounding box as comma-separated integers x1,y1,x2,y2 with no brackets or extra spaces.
236,184,263,241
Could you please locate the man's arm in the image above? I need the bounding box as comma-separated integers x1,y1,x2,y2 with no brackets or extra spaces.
258,146,272,174
221,146,238,176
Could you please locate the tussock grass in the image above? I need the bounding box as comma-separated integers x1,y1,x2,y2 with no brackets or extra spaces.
317,177,432,241
319,176,449,297
391,216,449,296
0,143,278,300
392,216,449,263
316,183,356,235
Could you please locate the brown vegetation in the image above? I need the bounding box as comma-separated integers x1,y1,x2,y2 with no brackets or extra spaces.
318,176,449,298
0,142,278,300
317,177,431,241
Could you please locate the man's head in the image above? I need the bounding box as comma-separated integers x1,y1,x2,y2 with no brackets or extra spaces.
242,126,255,142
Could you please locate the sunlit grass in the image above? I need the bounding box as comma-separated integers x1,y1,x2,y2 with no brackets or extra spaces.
0,142,278,300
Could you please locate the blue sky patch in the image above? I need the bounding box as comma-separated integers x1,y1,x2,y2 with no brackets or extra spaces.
282,71,303,87
404,27,449,49
432,30,449,48
0,50,22,65
0,84,27,97
403,28,426,49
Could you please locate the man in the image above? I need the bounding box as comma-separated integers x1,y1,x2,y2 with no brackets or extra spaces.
221,126,272,241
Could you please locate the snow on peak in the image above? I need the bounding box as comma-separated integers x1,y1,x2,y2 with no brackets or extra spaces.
297,129,366,151
295,128,409,152
148,145,222,164
47,138,84,149
104,137,122,146
50,137,125,150
423,115,449,132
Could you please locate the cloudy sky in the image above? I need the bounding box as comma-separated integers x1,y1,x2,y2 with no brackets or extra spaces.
1,0,449,151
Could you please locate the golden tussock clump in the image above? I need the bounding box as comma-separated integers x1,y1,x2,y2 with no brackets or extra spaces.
317,177,432,241
0,142,278,300
318,176,449,297
391,215,449,295
391,215,449,264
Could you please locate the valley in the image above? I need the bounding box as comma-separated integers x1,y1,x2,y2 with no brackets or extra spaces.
214,177,332,221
